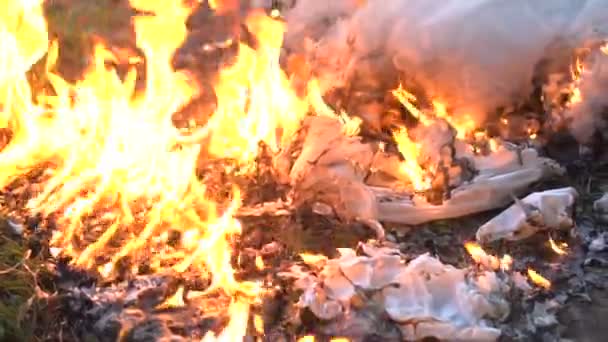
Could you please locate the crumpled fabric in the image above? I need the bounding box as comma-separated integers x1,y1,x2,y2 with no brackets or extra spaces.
282,243,509,341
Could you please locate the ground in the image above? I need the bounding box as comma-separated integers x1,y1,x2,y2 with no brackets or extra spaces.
2,1,608,341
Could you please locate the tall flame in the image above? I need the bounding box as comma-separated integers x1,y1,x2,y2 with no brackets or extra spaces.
0,0,274,338
204,10,309,164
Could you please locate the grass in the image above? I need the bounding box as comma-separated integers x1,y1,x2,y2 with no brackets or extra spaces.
0,225,39,341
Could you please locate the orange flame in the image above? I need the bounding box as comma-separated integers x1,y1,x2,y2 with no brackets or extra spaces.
432,100,476,139
527,268,551,289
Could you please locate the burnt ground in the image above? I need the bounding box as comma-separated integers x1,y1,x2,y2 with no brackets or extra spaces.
1,1,608,341
1,150,607,341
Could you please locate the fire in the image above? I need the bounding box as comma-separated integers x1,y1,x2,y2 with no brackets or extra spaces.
464,242,511,271
392,84,432,126
549,237,568,256
307,78,362,136
208,0,239,14
392,125,429,191
203,10,309,164
391,85,485,190
156,286,186,310
432,100,476,139
0,0,286,338
255,255,265,270
253,314,264,335
566,56,584,106
300,253,329,266
569,87,582,105
527,268,551,289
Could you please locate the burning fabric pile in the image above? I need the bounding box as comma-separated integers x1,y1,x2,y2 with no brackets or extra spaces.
0,0,607,341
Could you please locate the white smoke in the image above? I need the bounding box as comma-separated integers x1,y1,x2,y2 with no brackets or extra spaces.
284,0,608,126
564,47,608,143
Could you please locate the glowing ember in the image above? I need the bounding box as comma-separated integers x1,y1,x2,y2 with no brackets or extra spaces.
527,268,551,289
549,237,568,256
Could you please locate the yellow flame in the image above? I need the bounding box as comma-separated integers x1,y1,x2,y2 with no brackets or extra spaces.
253,314,264,335
432,101,475,139
0,0,279,339
204,11,308,164
464,242,511,271
300,253,329,266
306,79,361,136
208,0,239,14
298,336,316,342
202,299,250,342
527,268,551,289
569,87,582,105
601,42,608,55
392,84,432,126
156,286,186,310
392,125,429,191
489,138,500,152
549,237,568,256
255,255,265,271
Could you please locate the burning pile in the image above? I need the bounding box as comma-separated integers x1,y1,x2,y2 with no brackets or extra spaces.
0,0,607,341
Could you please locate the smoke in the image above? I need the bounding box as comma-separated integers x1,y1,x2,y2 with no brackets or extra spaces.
563,47,608,143
284,0,608,126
